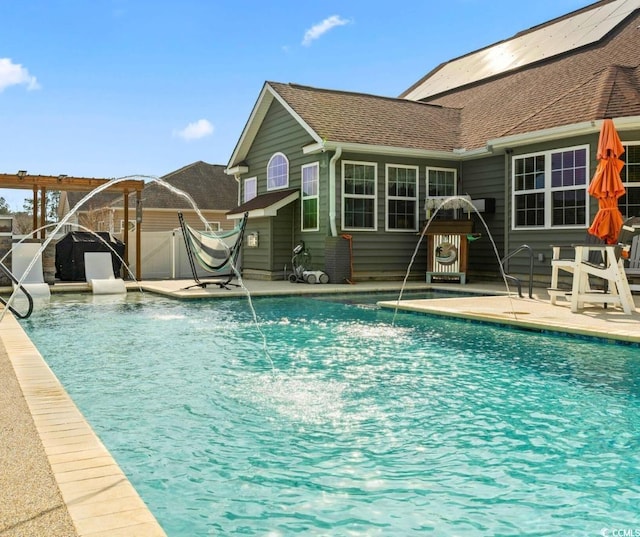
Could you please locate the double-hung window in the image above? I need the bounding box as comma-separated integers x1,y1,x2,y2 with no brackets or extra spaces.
619,142,640,217
301,162,319,231
342,161,377,230
386,164,418,231
426,167,457,218
243,177,257,203
267,152,289,190
512,145,588,229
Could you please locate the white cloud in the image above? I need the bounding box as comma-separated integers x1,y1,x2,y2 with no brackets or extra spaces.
302,15,350,47
174,119,214,141
0,58,40,92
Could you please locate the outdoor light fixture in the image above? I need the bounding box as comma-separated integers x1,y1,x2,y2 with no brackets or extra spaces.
247,231,259,248
17,170,27,178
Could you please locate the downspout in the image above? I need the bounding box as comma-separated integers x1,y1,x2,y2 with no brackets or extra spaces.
328,146,342,237
504,149,513,271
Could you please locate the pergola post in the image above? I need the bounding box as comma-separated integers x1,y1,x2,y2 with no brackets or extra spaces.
31,185,38,239
39,186,46,239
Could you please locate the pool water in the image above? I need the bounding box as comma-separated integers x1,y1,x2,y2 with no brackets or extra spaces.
21,293,640,536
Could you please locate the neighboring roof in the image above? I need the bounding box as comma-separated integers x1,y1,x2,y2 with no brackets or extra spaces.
66,191,122,211
67,162,238,211
227,189,299,218
401,0,640,101
135,161,238,210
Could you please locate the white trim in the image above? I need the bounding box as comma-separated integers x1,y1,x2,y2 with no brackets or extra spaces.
225,165,249,175
385,164,419,232
426,166,457,198
267,152,289,191
243,176,257,203
511,144,590,231
341,160,378,231
301,162,320,232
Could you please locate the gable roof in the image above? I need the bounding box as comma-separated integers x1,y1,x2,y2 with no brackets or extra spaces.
401,0,640,101
422,5,640,150
226,82,462,168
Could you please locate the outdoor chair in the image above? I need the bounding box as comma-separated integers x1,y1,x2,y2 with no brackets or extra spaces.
11,242,51,299
548,233,603,305
568,217,640,315
84,252,127,294
624,227,640,292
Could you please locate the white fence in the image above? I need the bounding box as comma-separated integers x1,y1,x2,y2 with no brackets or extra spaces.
121,229,212,280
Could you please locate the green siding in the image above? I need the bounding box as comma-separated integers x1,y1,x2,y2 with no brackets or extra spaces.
237,97,640,283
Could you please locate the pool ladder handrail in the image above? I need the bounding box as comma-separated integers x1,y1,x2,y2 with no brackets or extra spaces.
501,244,534,299
0,261,34,319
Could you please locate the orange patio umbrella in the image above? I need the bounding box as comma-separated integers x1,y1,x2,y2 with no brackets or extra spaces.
587,119,626,244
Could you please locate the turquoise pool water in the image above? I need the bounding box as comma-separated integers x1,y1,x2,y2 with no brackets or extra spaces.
21,293,640,536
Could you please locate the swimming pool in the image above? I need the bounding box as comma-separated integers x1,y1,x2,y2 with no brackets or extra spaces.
21,293,640,536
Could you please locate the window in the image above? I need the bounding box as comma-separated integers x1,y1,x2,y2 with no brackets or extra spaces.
426,167,456,197
267,152,289,190
342,161,377,230
301,162,319,231
244,177,257,203
512,145,588,229
619,142,640,217
386,164,418,231
206,221,222,232
426,167,457,218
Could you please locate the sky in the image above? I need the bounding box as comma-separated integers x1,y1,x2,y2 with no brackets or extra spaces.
1,0,593,211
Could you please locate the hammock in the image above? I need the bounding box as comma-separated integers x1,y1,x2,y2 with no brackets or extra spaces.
178,212,247,290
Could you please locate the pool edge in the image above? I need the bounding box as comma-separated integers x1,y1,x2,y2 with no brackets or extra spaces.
0,313,167,537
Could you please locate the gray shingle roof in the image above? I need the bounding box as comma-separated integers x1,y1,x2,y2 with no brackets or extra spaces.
140,161,238,210
420,6,640,149
67,161,238,211
268,82,462,152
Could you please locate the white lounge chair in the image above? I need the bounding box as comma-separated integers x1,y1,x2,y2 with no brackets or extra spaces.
84,252,127,294
11,242,51,298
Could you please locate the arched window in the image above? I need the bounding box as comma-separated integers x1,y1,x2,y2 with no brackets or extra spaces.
267,152,289,190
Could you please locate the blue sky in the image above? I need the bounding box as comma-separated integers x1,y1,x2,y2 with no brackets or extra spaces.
1,0,591,211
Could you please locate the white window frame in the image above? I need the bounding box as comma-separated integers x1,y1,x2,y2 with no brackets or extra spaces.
341,160,378,231
620,141,640,218
385,164,419,232
301,162,319,232
426,166,457,198
511,144,589,230
244,177,257,203
267,152,289,191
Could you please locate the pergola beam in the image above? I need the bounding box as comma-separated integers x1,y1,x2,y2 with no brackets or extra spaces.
0,173,144,192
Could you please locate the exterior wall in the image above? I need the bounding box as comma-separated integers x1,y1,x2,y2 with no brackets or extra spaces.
238,101,323,279
329,151,462,280
237,99,640,284
459,155,506,279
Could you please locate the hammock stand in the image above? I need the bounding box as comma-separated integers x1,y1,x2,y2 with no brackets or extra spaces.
178,212,248,290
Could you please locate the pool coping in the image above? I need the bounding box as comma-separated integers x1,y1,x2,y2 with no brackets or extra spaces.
0,314,167,537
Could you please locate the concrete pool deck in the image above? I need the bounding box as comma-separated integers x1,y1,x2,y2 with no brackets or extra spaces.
1,279,639,536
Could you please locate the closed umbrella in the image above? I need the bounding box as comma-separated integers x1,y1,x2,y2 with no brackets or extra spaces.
587,119,626,244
